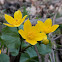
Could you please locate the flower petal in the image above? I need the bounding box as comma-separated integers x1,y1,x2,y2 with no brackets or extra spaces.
51,24,59,32
37,20,44,26
5,14,15,24
3,23,15,27
19,15,27,25
18,29,27,39
44,18,52,27
31,26,39,33
35,32,47,41
26,39,37,45
14,10,22,20
37,21,46,32
14,15,27,27
24,19,32,32
35,24,41,32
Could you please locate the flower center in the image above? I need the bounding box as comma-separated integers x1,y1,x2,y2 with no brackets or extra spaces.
13,19,20,25
27,32,35,40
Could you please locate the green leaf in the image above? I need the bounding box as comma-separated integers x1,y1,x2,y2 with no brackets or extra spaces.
0,32,4,47
20,53,30,62
19,24,23,30
21,41,29,49
27,58,39,62
37,43,52,55
9,48,19,56
26,46,37,58
20,52,38,62
0,54,10,62
20,43,52,62
20,46,38,62
1,27,20,56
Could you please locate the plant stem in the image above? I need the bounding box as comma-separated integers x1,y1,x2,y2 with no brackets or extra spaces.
21,45,32,52
14,27,22,62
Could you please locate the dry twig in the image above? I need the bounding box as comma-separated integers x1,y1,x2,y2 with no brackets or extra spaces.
34,45,42,62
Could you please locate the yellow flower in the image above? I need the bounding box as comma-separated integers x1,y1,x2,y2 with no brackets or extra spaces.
36,18,59,33
18,19,47,45
3,10,27,27
0,50,1,54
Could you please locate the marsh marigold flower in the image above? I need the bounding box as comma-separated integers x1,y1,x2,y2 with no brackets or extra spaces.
18,19,47,45
3,10,27,27
0,50,1,54
36,18,59,33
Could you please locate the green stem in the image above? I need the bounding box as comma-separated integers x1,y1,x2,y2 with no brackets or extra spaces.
17,27,22,47
21,45,32,52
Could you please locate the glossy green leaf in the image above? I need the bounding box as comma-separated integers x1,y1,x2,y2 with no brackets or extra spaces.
26,46,37,58
20,53,30,62
0,32,5,47
0,54,10,62
20,46,38,62
1,27,20,56
37,43,52,55
19,24,23,30
21,41,29,48
20,52,38,62
20,43,52,62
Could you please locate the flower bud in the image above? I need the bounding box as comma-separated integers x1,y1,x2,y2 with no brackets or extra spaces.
0,50,1,54
42,39,49,45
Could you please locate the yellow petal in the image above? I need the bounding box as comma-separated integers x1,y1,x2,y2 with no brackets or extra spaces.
5,14,15,24
35,32,47,41
35,24,41,32
31,26,39,33
3,23,15,27
18,29,27,39
37,20,44,25
19,15,27,25
44,18,52,27
37,21,46,32
51,24,59,32
0,50,1,54
14,10,22,20
26,39,37,45
42,26,52,33
13,15,27,27
24,19,32,32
